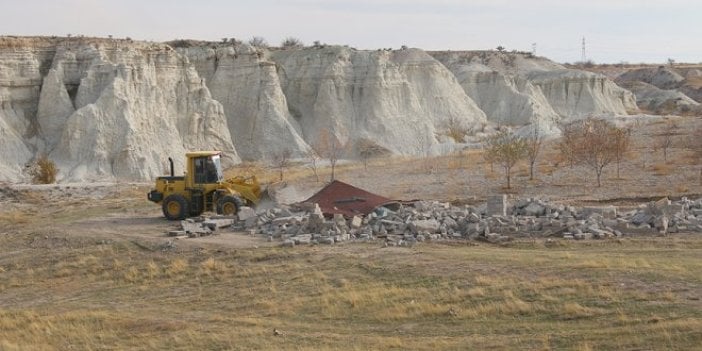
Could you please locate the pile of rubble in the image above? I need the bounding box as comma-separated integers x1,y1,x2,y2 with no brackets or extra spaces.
176,196,702,246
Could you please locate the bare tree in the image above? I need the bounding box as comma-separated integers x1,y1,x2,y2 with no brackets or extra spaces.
281,37,304,49
483,130,528,189
558,118,626,187
655,123,676,162
356,139,390,170
613,127,632,179
305,149,321,182
248,36,268,48
316,130,346,182
441,115,472,143
271,149,292,181
687,126,702,185
525,124,544,180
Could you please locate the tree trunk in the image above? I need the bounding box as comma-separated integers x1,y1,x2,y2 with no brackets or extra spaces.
331,164,336,181
506,166,511,189
529,160,535,180
596,168,602,187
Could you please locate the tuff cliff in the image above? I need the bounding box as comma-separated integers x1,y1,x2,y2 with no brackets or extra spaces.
0,37,636,182
430,51,638,134
0,37,236,182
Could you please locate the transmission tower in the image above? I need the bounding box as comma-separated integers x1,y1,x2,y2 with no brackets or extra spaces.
581,37,586,62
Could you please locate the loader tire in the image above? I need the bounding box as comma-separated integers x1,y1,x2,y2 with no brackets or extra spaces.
217,195,243,216
162,194,189,220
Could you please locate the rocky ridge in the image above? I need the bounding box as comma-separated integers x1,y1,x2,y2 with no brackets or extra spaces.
615,66,702,115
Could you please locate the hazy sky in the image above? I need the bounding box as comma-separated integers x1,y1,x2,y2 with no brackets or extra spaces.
1,0,700,63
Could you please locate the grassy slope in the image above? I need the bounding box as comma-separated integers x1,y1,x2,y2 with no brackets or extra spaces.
1,233,701,350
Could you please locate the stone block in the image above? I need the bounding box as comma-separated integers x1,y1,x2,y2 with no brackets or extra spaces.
486,195,507,216
581,206,617,219
238,206,256,221
203,218,235,230
411,219,440,233
350,215,362,229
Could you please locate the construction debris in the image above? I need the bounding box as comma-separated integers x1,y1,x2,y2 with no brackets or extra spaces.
173,194,702,246
219,196,702,247
178,216,236,238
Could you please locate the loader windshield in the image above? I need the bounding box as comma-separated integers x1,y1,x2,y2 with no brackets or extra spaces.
194,154,223,184
210,155,223,182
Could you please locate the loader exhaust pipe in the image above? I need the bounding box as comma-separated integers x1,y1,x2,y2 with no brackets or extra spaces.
168,157,174,177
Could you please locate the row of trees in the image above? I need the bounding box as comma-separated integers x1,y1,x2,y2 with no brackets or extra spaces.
219,36,310,49
484,118,632,189
485,118,702,189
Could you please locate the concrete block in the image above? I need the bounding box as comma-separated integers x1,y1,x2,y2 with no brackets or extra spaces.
486,195,507,217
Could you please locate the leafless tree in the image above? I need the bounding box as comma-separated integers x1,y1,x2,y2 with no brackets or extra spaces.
525,124,544,180
281,37,304,49
687,126,702,185
248,36,268,48
655,123,677,162
613,127,632,179
483,130,528,189
316,130,346,182
558,118,627,187
357,139,390,170
305,148,321,182
441,115,472,143
271,149,292,181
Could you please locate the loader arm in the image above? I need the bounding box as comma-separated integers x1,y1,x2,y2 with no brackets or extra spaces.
223,175,264,205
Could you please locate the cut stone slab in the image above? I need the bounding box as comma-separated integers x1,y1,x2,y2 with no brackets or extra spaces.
238,206,256,221
486,195,507,216
203,218,235,230
582,206,617,219
181,220,212,235
411,219,441,233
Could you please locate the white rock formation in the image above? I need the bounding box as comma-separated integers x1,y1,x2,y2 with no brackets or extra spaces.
618,80,700,115
269,47,487,155
431,51,637,132
527,69,637,118
0,37,645,183
0,44,45,181
0,38,238,182
183,45,310,161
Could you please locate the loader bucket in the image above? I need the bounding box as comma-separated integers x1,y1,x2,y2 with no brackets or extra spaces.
256,181,284,211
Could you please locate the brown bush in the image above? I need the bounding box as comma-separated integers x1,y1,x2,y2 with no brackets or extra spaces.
28,155,58,184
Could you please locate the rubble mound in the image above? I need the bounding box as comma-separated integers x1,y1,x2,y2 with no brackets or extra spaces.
204,195,702,247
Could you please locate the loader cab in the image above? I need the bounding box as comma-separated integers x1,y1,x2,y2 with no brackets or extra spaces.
192,154,223,184
187,151,224,186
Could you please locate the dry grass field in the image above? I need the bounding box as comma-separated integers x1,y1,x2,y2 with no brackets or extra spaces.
1,115,702,350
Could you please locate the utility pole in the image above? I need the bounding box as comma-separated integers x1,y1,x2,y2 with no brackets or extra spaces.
581,37,586,62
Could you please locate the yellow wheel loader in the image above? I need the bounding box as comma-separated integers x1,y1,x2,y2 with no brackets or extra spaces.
147,151,264,220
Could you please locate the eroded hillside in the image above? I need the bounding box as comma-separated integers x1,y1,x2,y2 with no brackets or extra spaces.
0,37,639,182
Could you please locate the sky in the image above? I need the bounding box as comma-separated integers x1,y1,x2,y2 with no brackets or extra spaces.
1,0,700,64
